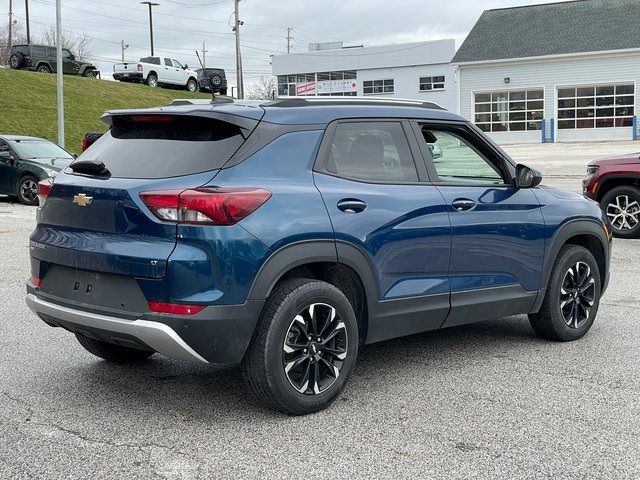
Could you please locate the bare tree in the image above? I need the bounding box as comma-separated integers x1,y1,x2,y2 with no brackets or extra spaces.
38,27,94,62
247,75,277,100
0,21,27,66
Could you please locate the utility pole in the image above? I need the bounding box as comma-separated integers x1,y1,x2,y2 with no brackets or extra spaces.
140,2,159,56
201,40,207,69
233,0,244,99
24,0,30,44
286,27,293,54
55,0,64,147
120,40,129,62
8,0,13,57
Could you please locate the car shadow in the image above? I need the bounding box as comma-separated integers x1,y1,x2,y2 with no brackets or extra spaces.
55,315,540,420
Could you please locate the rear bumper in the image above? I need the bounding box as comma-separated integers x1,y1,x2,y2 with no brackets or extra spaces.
25,290,265,364
113,72,143,81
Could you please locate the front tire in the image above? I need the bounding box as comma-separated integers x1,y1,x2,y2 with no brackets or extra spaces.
529,245,601,342
186,78,197,92
241,279,359,415
75,333,154,363
16,175,38,205
83,69,97,78
600,186,640,238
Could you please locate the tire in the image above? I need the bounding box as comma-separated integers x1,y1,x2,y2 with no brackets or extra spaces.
146,73,158,87
37,64,52,74
10,53,23,69
186,78,197,92
241,279,359,415
83,69,97,78
210,74,223,87
529,245,601,342
600,186,640,238
75,333,154,363
16,175,39,206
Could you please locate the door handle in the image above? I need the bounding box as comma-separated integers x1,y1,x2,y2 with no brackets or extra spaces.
337,199,367,213
452,198,476,212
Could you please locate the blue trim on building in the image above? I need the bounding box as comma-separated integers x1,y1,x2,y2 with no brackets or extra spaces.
633,116,637,141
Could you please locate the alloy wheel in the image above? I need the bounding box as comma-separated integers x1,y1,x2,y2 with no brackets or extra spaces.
282,303,348,395
559,261,595,329
20,179,38,203
606,195,640,231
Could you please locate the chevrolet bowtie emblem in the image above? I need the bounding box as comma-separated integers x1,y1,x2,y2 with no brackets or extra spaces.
73,193,93,207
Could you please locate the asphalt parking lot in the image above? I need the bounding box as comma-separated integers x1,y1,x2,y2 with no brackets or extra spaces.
0,141,639,479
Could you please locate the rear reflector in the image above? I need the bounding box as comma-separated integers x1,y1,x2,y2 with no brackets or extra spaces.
37,179,52,207
140,188,271,225
148,301,205,316
31,277,42,287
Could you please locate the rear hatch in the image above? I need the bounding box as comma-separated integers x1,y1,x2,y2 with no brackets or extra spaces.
31,108,262,282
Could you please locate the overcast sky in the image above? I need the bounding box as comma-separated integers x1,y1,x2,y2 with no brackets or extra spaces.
7,0,570,87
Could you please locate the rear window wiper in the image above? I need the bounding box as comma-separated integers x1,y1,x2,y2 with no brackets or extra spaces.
69,159,111,177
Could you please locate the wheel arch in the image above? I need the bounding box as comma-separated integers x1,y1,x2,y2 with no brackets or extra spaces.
596,174,640,201
35,61,52,71
247,240,377,342
532,219,610,313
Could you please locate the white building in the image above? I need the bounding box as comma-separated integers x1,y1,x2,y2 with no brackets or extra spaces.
271,39,457,112
453,0,640,144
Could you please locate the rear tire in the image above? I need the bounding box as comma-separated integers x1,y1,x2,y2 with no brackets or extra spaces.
146,73,158,87
16,175,38,206
37,64,52,74
10,53,23,69
600,186,640,238
529,245,601,342
241,279,359,415
75,333,154,363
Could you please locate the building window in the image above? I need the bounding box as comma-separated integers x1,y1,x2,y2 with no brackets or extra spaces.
557,84,635,129
277,71,358,97
474,89,544,132
363,79,394,95
419,76,445,91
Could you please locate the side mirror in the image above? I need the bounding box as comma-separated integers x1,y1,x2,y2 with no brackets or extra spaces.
516,164,542,188
69,55,75,60
0,151,13,160
183,65,188,69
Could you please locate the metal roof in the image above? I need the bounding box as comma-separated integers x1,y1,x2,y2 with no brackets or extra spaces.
452,0,640,64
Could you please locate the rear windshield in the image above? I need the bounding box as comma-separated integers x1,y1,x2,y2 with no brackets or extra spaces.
72,115,249,179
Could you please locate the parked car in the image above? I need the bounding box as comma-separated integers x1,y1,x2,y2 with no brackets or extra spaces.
0,135,74,205
25,97,611,415
583,152,640,238
9,44,98,77
196,68,228,95
113,56,198,92
82,132,104,152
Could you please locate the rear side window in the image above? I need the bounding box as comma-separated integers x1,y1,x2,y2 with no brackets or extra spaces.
31,46,46,56
326,122,418,182
74,116,250,179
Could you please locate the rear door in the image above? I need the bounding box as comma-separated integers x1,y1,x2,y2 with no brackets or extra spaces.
313,119,451,342
31,113,258,280
411,122,545,327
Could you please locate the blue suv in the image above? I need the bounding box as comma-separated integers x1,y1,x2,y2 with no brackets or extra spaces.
26,97,612,414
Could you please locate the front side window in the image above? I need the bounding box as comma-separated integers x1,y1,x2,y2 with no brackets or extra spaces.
474,89,544,132
418,127,504,185
419,76,445,91
173,60,183,69
363,79,394,95
62,49,72,58
327,122,418,182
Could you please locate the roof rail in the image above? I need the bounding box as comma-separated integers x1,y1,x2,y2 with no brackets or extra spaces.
165,97,235,107
262,96,445,110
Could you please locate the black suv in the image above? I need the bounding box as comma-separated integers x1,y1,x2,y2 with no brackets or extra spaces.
9,44,98,77
196,68,227,95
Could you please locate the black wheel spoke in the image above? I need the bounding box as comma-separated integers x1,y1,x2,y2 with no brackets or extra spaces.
560,261,595,329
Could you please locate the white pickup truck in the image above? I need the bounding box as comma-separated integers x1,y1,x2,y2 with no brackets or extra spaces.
112,56,199,92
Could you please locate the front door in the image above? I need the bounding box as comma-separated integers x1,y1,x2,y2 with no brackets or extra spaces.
412,122,545,327
62,49,80,75
313,120,452,342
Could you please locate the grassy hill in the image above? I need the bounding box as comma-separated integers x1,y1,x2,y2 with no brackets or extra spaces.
0,68,212,153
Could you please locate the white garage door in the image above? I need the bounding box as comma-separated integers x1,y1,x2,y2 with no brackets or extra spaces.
556,84,635,142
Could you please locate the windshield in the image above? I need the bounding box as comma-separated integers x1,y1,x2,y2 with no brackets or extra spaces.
11,140,73,159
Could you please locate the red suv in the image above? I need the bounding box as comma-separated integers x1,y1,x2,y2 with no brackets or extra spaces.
583,152,640,238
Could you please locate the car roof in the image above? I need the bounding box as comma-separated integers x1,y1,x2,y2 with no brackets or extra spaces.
103,97,467,126
0,135,49,142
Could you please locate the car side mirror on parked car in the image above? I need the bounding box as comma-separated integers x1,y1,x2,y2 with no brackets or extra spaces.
0,151,13,161
516,164,543,188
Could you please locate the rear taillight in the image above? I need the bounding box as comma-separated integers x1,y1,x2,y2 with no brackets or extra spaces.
148,301,205,315
140,188,271,225
137,63,143,72
81,136,89,152
37,179,52,207
31,276,42,287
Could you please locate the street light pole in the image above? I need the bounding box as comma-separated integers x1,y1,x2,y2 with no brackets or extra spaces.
8,0,13,55
55,0,64,147
233,0,244,99
140,2,159,56
24,0,30,44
